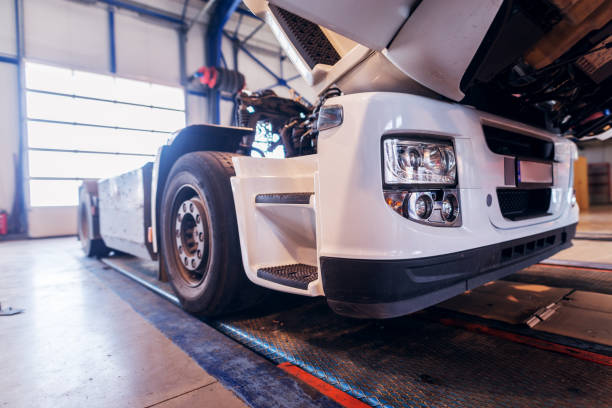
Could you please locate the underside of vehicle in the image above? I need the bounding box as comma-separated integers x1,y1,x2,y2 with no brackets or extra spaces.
462,0,612,139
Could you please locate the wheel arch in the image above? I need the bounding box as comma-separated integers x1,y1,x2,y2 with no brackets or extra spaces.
151,124,252,258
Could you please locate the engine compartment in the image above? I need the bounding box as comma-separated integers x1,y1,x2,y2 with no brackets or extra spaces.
462,0,612,138
238,0,611,158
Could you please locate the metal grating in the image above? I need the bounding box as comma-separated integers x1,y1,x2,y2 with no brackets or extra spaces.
212,298,611,408
507,264,612,295
269,5,340,69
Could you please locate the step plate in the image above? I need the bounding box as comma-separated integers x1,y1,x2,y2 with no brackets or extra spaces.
257,264,318,290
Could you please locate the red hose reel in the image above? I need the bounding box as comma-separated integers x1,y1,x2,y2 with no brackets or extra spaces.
195,66,245,94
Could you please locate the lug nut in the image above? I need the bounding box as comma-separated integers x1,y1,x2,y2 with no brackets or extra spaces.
196,214,200,223
189,203,194,212
182,203,186,212
197,250,201,258
178,245,182,253
184,257,188,265
191,259,196,267
199,232,204,241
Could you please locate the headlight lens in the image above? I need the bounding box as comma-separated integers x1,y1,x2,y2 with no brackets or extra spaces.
441,194,459,221
414,194,433,219
384,138,456,185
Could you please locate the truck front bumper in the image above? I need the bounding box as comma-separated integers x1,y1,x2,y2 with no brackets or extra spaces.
321,223,576,319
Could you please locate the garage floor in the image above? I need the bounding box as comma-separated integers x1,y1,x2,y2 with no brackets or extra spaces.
1,237,611,407
550,239,612,264
576,205,612,239
0,238,247,408
0,239,341,408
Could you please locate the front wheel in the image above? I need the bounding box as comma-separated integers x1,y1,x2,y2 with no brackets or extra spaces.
160,151,264,316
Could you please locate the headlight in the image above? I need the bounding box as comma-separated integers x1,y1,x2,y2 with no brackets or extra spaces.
383,138,456,186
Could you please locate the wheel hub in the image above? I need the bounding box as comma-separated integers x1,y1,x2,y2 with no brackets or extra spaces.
175,198,207,272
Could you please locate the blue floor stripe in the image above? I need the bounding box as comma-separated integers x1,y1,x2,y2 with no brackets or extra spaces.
84,259,341,408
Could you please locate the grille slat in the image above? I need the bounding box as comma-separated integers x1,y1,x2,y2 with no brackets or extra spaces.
497,188,551,220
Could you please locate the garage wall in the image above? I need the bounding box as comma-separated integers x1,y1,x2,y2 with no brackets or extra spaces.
0,0,316,238
0,0,19,222
115,12,181,85
0,64,19,221
579,141,612,202
24,0,109,71
0,0,16,55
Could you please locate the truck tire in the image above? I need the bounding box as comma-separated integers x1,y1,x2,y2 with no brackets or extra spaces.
160,151,264,315
78,181,109,257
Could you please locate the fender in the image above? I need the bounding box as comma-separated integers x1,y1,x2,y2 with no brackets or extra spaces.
150,124,253,258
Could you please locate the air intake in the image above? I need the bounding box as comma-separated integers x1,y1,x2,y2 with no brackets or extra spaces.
483,126,554,161
497,188,551,220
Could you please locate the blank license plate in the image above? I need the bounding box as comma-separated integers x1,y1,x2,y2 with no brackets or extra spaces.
517,160,553,185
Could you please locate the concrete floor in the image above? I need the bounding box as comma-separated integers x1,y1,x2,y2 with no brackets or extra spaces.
551,239,612,264
0,238,246,408
577,204,612,234
546,204,612,264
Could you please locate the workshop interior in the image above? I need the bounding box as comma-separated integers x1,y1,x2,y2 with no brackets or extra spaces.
0,1,611,407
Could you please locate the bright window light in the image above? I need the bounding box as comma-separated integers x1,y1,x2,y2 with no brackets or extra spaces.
25,61,185,207
25,62,74,94
28,150,152,180
27,122,168,155
29,180,82,207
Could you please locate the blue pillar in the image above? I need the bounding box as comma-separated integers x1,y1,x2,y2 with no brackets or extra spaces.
108,8,117,74
205,0,241,124
178,27,189,124
14,0,27,233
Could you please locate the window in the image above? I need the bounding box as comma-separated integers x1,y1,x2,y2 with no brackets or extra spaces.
24,62,185,207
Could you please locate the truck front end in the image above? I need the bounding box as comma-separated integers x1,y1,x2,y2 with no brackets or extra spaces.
315,92,578,318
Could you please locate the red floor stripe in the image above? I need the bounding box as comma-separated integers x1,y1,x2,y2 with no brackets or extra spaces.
536,262,612,272
439,318,612,366
278,362,371,408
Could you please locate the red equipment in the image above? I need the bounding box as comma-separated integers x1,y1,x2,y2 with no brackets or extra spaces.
0,212,7,235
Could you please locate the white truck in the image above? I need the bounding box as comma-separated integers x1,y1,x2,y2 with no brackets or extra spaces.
79,0,612,318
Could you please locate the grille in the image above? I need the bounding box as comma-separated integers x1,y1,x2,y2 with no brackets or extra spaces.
497,188,551,220
483,125,554,161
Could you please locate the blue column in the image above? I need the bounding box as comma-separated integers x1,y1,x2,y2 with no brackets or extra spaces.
205,0,241,124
